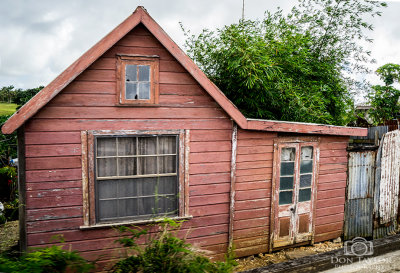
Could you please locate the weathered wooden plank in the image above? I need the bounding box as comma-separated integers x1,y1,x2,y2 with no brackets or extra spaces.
188,214,229,227
234,235,268,249
185,224,229,239
236,167,272,177
159,84,206,96
236,174,271,183
26,169,81,183
34,106,227,119
27,218,82,234
26,194,82,209
190,141,232,153
234,244,269,258
159,95,218,107
316,197,345,208
62,81,116,94
236,160,272,170
48,94,115,107
314,230,342,243
25,132,81,145
315,213,344,226
190,203,229,217
237,129,277,139
316,205,345,217
319,172,347,184
186,234,228,247
233,226,269,240
320,156,348,165
317,188,346,200
104,46,174,60
237,153,273,162
159,72,197,85
319,142,348,150
319,163,347,171
26,156,81,171
75,69,115,82
320,136,349,143
189,173,231,185
26,181,81,191
116,34,162,48
189,183,230,196
190,193,229,206
235,189,270,201
27,206,82,221
237,145,273,155
190,130,232,141
320,149,348,158
235,208,270,220
26,144,81,157
318,180,346,191
88,57,115,70
235,217,269,230
189,152,231,164
315,221,343,234
25,119,233,131
27,188,82,198
159,60,186,73
235,198,270,211
238,139,274,147
189,162,230,175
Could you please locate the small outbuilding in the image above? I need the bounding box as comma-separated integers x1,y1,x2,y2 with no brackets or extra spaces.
2,7,366,265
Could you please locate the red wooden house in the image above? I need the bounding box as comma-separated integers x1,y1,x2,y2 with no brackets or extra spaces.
2,6,366,266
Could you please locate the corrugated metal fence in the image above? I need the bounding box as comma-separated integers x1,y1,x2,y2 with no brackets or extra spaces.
345,130,400,240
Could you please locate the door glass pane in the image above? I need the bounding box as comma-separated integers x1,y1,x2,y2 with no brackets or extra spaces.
118,137,136,156
97,158,117,177
301,147,313,160
126,65,137,81
138,65,150,81
279,191,293,205
97,138,116,156
281,148,295,161
300,160,313,173
299,188,311,202
300,174,312,188
280,176,293,190
126,82,138,99
281,162,294,176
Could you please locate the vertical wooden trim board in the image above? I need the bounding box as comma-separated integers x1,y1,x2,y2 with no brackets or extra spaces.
229,123,238,249
184,129,190,216
17,127,27,252
81,131,89,226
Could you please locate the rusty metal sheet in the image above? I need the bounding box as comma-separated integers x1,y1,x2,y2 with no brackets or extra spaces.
347,151,376,200
344,198,373,240
379,130,400,224
373,220,397,239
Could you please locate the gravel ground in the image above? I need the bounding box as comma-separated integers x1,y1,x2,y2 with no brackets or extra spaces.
235,241,343,272
0,220,19,254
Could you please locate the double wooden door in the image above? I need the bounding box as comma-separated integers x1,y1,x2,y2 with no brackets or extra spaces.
271,140,318,249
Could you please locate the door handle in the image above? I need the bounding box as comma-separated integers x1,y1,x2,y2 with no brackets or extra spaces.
290,206,295,212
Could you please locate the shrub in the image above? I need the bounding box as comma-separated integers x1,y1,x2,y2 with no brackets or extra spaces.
111,218,236,273
0,245,94,273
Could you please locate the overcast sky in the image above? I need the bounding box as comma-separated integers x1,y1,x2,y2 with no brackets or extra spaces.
0,0,399,94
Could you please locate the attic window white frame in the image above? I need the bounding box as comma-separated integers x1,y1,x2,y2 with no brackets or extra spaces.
116,55,160,105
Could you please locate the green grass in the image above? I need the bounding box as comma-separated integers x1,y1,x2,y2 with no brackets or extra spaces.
0,103,17,116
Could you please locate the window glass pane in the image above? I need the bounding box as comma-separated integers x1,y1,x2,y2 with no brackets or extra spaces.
157,195,178,215
138,156,157,175
138,137,157,155
118,137,136,156
299,188,311,202
98,180,118,199
98,200,118,220
301,146,313,160
158,136,177,154
280,162,294,176
136,177,158,196
158,176,178,195
158,155,176,174
118,179,137,198
300,174,312,188
300,160,313,173
97,138,116,156
118,199,137,218
118,157,136,176
138,65,150,81
138,197,156,216
279,191,293,205
138,82,150,99
126,65,137,82
281,148,295,161
97,158,117,177
126,82,137,99
280,176,293,190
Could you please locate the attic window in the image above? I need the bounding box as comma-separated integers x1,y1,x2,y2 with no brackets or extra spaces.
117,55,159,105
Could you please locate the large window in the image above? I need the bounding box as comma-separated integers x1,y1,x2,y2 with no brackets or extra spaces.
81,130,189,227
117,55,159,105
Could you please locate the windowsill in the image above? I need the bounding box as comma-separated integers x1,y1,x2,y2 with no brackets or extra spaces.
79,215,193,230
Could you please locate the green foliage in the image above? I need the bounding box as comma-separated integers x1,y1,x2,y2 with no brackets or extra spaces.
0,245,94,273
0,85,43,108
0,115,17,167
183,0,386,125
111,218,236,273
368,63,400,124
0,103,18,116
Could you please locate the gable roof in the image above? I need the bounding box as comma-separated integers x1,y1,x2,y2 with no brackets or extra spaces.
1,7,366,137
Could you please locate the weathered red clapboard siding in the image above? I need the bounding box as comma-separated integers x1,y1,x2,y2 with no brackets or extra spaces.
232,129,276,257
314,136,349,243
24,24,233,262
